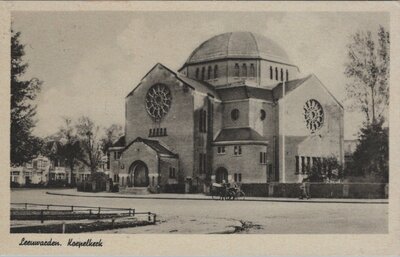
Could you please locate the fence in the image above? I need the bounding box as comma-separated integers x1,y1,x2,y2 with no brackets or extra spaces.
241,183,388,199
11,202,157,233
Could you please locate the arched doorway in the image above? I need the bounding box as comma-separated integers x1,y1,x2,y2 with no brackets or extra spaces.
215,167,228,184
128,161,149,187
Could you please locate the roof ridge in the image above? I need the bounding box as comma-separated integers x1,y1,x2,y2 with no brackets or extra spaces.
227,32,233,57
248,32,260,58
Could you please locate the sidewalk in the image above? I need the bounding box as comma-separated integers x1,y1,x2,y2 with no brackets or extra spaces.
46,189,388,204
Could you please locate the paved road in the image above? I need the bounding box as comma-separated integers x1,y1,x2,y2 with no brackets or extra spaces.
11,189,388,234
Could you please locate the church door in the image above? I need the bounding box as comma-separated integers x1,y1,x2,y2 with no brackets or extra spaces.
215,167,228,184
129,161,149,187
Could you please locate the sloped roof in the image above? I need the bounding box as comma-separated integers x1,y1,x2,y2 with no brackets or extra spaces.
127,63,219,99
123,137,178,158
185,32,293,66
272,75,312,100
113,135,125,147
214,127,267,143
216,84,274,102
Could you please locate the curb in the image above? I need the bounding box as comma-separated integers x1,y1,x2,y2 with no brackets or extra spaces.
46,191,388,204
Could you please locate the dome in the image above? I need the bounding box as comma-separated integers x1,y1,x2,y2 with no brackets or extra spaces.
185,31,292,65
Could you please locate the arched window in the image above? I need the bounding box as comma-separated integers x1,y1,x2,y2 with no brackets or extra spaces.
242,63,247,77
214,65,218,78
207,66,212,80
250,64,255,77
275,67,278,80
286,69,289,81
260,109,266,120
280,68,284,81
201,67,205,80
231,109,240,120
234,63,240,77
270,66,273,80
195,68,199,79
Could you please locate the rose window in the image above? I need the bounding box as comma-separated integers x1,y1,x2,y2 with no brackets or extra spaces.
303,99,324,132
145,84,172,119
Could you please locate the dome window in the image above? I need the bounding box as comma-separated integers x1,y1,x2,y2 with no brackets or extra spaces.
195,68,199,79
242,63,247,77
214,65,219,79
280,68,284,81
234,63,240,77
207,66,212,80
260,109,266,121
250,64,255,77
270,66,273,80
201,67,205,80
231,109,240,121
286,69,289,81
275,67,278,81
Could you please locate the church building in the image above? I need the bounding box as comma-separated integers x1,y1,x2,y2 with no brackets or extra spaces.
108,31,344,193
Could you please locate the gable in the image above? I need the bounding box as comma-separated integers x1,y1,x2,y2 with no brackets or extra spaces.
126,63,219,99
280,74,343,109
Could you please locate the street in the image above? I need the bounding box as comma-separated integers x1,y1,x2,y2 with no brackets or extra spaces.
11,189,388,234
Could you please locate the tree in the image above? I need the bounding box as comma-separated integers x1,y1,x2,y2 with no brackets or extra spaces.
309,157,343,182
344,26,389,125
11,29,43,165
75,116,103,174
101,124,123,154
57,118,83,186
347,120,388,182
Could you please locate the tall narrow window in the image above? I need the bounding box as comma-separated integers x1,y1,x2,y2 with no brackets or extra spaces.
295,156,299,174
214,65,218,78
199,153,203,173
275,67,278,80
207,66,212,80
234,63,240,77
301,156,305,174
270,66,273,79
203,110,207,132
201,67,205,80
280,68,284,81
250,64,255,77
306,157,311,173
238,173,242,182
242,63,247,77
199,110,203,132
195,68,199,79
286,69,289,81
234,145,242,156
203,154,207,174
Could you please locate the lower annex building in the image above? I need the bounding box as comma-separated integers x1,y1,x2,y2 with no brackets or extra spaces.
108,31,344,193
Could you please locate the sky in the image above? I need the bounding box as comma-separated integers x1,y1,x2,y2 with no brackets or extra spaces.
12,11,389,139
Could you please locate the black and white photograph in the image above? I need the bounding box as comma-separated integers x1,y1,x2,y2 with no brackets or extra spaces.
1,2,399,255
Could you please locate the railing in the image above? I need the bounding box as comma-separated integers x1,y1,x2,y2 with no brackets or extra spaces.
11,202,157,228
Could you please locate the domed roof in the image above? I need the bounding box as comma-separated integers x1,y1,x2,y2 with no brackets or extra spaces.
185,31,292,65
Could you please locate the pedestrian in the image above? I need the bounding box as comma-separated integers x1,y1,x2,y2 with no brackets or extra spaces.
299,175,311,200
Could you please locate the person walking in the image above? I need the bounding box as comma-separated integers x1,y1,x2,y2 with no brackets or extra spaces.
299,175,311,200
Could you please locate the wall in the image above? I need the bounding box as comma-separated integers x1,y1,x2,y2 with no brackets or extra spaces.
212,144,268,183
278,75,344,183
125,64,195,180
240,183,388,199
222,100,250,128
259,60,299,89
119,141,158,185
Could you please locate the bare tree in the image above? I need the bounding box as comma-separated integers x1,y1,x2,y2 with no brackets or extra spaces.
344,26,389,125
75,116,103,174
